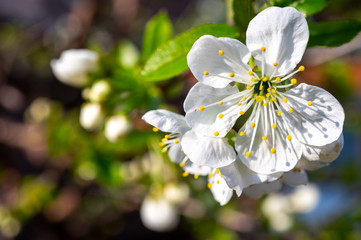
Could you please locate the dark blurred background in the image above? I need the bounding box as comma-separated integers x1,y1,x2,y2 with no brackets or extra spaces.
0,0,361,239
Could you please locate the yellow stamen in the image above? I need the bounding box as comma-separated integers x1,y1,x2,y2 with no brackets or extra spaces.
259,85,264,91
162,148,168,153
242,96,247,101
248,70,253,76
152,127,159,132
276,77,281,82
181,148,184,152
246,152,251,157
256,96,264,102
246,86,252,90
273,62,278,67
194,174,199,179
218,50,224,56
277,111,282,116
283,98,288,103
287,135,292,141
270,148,276,153
308,101,313,106
199,106,205,111
165,134,170,139
218,114,224,119
229,72,235,77
162,138,168,143
251,122,256,128
262,77,269,82
263,103,268,107
159,142,165,146
289,108,294,113
293,168,301,173
183,172,189,177
217,180,220,184
267,88,270,93
271,89,276,94
204,71,209,75
207,183,212,189
174,140,179,144
266,93,271,98
214,131,219,136
208,173,213,178
179,162,185,167
272,124,277,129
216,169,220,174
261,46,266,52
298,66,305,72
262,136,267,140
218,101,223,105
291,78,297,85
239,131,245,136
272,98,277,102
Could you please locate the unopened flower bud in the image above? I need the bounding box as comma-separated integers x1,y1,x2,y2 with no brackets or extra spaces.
104,114,131,142
88,80,111,102
79,103,103,131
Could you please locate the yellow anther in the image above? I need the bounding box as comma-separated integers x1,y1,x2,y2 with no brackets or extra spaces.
162,138,168,143
249,184,254,188
259,85,264,91
214,131,219,136
263,103,268,107
270,148,276,153
162,148,168,153
216,169,220,174
242,96,247,101
194,174,199,179
204,71,209,75
179,162,186,167
262,136,267,140
293,168,301,173
207,183,213,189
256,96,264,102
277,111,282,116
174,140,179,144
291,78,297,85
229,72,235,77
248,70,253,76
152,127,159,132
308,101,313,106
273,62,278,67
218,101,223,105
165,134,170,139
246,86,252,90
183,172,189,177
251,122,256,128
266,93,271,98
298,66,305,72
217,180,220,184
208,173,213,178
283,98,288,103
218,114,224,119
271,89,276,94
261,46,266,52
272,124,277,129
276,77,281,82
289,108,294,113
237,102,242,106
267,88,270,93
218,50,224,56
239,131,245,136
246,152,251,157
287,135,292,141
272,98,277,102
220,173,223,178
262,77,269,82
239,111,244,115
159,142,165,146
181,148,184,152
199,106,205,111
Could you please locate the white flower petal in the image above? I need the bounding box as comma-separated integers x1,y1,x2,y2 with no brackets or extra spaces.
282,169,308,186
319,133,344,163
209,174,233,206
243,180,282,199
246,7,309,76
181,130,236,168
281,84,344,147
142,109,189,134
182,162,212,176
295,157,328,171
236,107,302,174
220,158,282,197
184,83,247,137
187,35,252,88
168,142,185,164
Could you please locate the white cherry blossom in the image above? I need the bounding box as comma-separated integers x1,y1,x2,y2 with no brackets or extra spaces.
185,7,344,174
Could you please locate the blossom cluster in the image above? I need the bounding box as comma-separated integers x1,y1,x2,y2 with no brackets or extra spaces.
142,7,344,205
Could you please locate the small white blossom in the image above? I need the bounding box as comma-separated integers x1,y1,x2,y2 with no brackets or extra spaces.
79,103,103,131
104,114,131,142
51,49,99,87
88,80,111,102
185,7,344,174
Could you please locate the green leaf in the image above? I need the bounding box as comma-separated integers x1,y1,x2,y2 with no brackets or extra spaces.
141,11,173,62
272,0,329,16
308,20,361,47
140,24,239,82
232,0,254,37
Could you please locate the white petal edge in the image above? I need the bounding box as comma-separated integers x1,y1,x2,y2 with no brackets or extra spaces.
243,180,282,199
209,173,233,206
282,169,308,186
142,109,189,134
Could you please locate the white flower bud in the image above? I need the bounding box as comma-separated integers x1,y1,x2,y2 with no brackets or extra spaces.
51,49,99,87
88,80,111,103
289,184,320,213
163,183,189,205
140,197,179,232
79,103,103,131
104,114,131,142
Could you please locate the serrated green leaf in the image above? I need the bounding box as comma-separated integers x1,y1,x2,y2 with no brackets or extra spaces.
140,24,239,82
233,0,254,37
141,11,173,62
272,0,329,16
308,20,361,47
